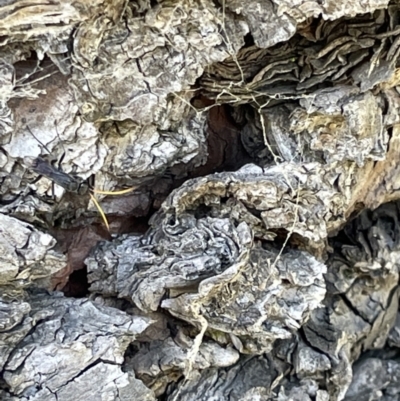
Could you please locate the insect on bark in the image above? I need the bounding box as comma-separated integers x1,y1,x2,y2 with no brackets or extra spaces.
22,127,136,230
23,156,90,196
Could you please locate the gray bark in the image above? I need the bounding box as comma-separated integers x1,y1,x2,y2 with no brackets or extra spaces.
0,0,399,400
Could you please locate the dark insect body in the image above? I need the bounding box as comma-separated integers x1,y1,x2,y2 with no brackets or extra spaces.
22,127,136,230
24,156,90,196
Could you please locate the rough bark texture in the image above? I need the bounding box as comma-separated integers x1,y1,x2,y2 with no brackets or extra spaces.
1,0,400,400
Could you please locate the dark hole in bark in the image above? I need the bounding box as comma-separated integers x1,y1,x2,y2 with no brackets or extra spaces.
62,266,89,298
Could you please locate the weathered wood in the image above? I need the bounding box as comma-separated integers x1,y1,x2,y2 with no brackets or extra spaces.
1,0,400,400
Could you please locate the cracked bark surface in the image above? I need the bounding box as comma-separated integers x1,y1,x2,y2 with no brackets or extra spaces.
1,0,400,400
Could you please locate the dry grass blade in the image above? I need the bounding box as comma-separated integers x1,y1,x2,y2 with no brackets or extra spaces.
93,186,137,195
89,186,137,230
89,192,110,231
88,186,137,230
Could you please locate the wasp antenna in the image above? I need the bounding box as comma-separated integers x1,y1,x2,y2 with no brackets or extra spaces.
25,125,52,155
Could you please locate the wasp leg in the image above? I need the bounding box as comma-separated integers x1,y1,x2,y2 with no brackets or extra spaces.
52,151,65,171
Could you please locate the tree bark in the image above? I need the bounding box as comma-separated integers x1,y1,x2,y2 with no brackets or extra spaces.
0,1,399,400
